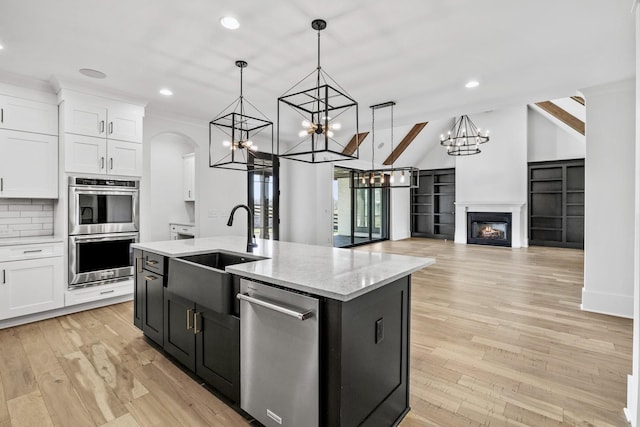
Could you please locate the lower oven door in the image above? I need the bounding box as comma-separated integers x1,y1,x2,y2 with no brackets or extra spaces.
69,232,139,289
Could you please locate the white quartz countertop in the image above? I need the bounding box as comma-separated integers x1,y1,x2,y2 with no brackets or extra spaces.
132,236,434,301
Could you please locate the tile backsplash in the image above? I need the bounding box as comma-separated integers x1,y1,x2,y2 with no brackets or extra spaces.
0,199,54,238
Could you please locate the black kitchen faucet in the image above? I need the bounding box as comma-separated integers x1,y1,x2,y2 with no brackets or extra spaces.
227,204,257,253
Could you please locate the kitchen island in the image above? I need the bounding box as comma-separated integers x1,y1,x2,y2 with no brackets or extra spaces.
132,236,433,427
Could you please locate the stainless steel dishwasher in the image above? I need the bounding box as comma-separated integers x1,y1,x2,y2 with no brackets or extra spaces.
238,279,319,427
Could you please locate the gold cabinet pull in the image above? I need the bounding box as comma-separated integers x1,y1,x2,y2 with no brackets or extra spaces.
144,275,157,281
136,257,142,273
186,308,193,330
194,311,201,335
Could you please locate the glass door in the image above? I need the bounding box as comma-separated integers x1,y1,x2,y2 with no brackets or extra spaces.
248,153,279,240
333,166,389,247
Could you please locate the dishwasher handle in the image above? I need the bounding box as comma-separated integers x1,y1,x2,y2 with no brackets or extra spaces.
237,293,313,321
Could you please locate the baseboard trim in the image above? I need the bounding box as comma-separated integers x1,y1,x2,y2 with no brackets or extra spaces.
581,288,633,318
626,374,637,427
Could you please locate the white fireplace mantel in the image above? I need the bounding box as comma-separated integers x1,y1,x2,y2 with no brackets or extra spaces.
454,201,527,248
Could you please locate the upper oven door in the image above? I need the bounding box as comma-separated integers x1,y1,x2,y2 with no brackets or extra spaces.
69,186,139,235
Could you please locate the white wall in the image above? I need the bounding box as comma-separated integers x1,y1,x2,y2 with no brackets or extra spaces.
627,6,640,424
279,159,333,246
454,107,529,245
142,114,247,242
582,78,635,318
390,188,411,240
528,106,585,162
147,133,195,242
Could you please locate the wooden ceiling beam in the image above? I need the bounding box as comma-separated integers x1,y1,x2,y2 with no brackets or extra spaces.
342,132,369,156
382,122,428,165
535,101,585,135
570,96,585,105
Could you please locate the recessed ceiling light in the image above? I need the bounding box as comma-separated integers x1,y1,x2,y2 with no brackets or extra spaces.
79,68,107,79
465,80,480,89
220,16,240,30
0,44,4,50
159,88,173,96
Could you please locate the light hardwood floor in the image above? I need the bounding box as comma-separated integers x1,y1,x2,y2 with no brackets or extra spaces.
0,238,632,426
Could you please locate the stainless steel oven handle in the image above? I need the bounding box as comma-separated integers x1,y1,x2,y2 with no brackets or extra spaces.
237,293,313,321
71,233,139,244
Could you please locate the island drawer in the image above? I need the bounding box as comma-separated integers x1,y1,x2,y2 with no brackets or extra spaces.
142,251,165,275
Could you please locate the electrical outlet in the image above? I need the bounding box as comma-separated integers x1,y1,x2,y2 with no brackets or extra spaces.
375,318,384,344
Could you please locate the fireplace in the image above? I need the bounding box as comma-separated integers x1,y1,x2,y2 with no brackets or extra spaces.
467,212,512,247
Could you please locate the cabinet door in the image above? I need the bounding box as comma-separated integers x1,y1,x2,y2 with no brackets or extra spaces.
0,257,64,320
107,104,143,143
107,140,142,177
142,270,164,346
63,99,107,138
163,291,195,371
133,250,143,330
0,95,58,136
64,133,107,174
183,153,195,201
0,129,58,198
195,307,240,403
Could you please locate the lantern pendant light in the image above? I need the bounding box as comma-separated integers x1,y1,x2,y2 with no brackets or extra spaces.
277,19,359,163
210,60,273,171
351,101,418,189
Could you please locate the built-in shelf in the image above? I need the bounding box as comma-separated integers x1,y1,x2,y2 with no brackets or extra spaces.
528,159,584,249
411,168,455,240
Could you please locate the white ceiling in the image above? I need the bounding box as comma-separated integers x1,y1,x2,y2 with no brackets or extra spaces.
0,0,635,130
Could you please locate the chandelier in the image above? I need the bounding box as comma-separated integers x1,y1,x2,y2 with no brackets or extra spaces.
210,60,273,171
352,101,418,189
278,19,359,163
440,115,489,156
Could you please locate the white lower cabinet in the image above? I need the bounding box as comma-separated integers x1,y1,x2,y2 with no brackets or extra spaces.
0,248,64,320
64,279,133,307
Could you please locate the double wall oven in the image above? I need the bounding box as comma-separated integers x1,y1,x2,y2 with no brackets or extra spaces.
68,177,139,289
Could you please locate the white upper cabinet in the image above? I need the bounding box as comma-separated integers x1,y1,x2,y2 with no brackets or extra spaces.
108,139,143,176
64,133,108,175
61,91,144,143
183,153,195,201
0,129,58,198
63,99,107,138
60,90,144,177
0,94,58,136
64,133,142,177
107,103,143,143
